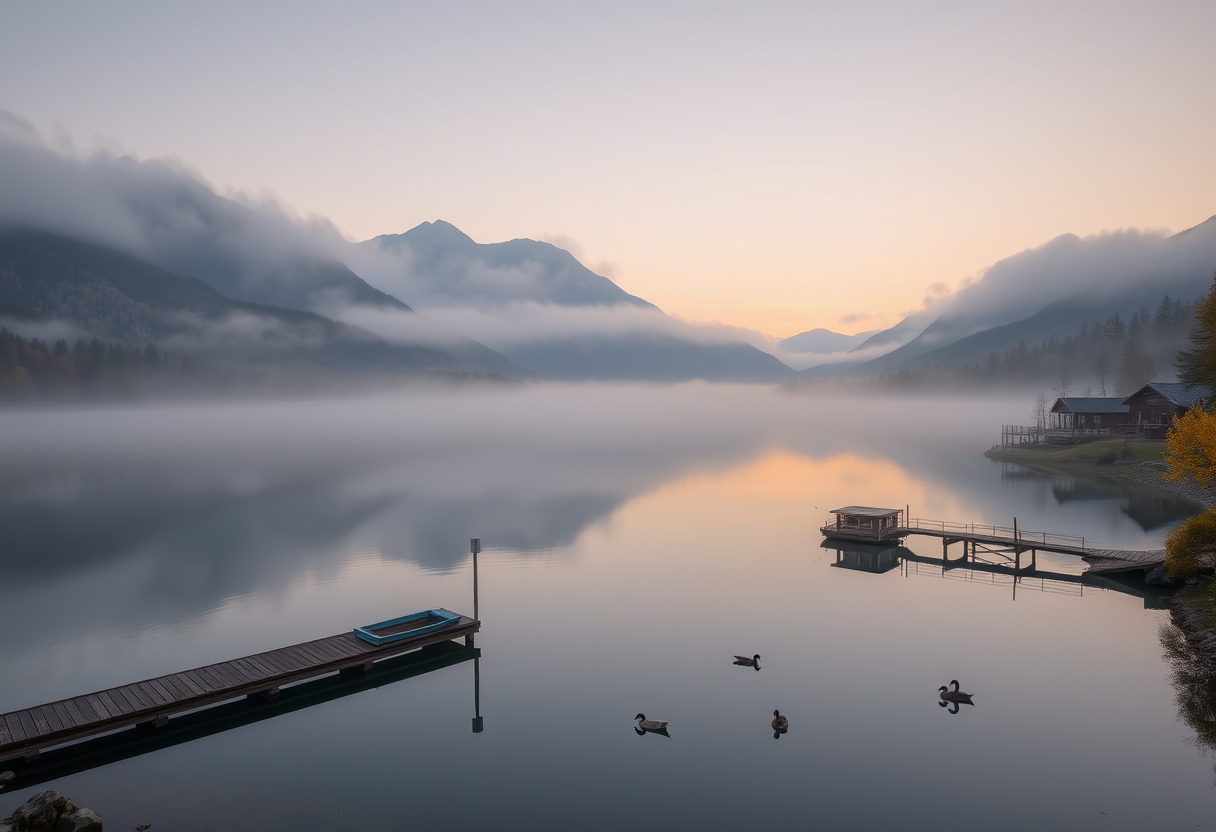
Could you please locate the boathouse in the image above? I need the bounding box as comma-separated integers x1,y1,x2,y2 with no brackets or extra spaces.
821,506,906,543
1049,397,1129,430
1121,383,1212,436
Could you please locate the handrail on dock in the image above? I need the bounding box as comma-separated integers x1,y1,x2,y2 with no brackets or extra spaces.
899,518,1086,550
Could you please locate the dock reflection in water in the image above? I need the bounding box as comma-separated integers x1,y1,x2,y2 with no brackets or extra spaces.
2,642,483,794
823,540,1170,607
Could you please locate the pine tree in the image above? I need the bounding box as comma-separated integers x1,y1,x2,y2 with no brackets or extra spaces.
1177,273,1216,391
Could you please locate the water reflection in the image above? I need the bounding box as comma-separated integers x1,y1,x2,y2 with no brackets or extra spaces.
1160,599,1216,773
999,462,1201,532
823,540,1172,608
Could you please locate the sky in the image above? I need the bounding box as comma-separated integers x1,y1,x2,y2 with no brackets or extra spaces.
1,1,1214,338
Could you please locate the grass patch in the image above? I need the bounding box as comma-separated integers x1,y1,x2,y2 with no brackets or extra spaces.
987,439,1165,467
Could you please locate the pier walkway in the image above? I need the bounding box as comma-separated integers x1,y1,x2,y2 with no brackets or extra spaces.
820,507,1166,574
0,610,478,767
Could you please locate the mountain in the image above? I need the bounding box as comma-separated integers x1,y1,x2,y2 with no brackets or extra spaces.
349,220,795,382
0,227,478,375
840,214,1216,378
779,327,876,355
355,220,655,309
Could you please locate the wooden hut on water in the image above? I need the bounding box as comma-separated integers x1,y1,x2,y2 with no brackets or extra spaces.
821,506,905,543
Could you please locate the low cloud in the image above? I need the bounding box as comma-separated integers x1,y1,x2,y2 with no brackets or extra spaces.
540,233,584,259
0,111,352,307
346,301,771,353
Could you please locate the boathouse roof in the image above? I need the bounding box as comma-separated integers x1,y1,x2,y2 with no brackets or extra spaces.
830,506,901,517
1050,397,1128,415
1122,383,1212,408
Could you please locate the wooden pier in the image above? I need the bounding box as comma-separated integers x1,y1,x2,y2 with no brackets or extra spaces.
0,610,478,767
820,506,1166,574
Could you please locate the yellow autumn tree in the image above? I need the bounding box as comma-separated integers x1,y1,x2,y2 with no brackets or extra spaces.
1165,407,1216,488
1164,407,1216,577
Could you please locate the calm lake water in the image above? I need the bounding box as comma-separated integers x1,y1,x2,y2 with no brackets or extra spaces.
0,384,1211,831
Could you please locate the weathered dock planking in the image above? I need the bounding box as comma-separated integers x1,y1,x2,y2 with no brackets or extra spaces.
0,610,478,766
3,641,480,793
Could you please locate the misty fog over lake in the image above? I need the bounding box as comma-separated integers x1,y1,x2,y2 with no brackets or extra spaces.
0,384,1210,831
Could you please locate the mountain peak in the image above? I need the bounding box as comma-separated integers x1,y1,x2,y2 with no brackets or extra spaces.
371,220,476,254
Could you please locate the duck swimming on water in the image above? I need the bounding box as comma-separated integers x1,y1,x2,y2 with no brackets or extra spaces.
733,654,761,669
634,714,671,736
771,709,789,738
938,680,975,713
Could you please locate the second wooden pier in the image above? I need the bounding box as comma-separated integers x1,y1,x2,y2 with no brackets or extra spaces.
0,610,479,767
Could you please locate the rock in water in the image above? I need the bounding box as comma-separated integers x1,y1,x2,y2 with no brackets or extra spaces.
3,790,102,832
135,823,151,831
1145,565,1177,586
55,809,102,832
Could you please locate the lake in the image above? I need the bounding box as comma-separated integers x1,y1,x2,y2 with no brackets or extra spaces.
0,384,1211,831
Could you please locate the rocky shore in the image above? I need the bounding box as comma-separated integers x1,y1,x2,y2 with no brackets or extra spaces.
0,790,102,832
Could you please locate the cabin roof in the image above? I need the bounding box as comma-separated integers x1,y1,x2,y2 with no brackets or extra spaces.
830,506,901,517
1050,397,1129,414
1122,382,1213,407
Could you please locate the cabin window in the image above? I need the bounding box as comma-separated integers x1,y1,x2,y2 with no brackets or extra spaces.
1094,415,1101,426
846,516,858,527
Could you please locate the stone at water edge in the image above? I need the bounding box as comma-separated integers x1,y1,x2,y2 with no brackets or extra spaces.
54,809,102,832
2,789,102,832
1145,565,1177,586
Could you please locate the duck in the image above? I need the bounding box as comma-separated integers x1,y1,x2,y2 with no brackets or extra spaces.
634,713,671,735
733,654,761,669
938,680,975,706
771,709,789,737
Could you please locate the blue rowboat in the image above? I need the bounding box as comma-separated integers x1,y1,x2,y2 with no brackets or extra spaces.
353,608,463,646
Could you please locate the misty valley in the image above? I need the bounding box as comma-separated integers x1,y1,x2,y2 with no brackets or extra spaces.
3,7,1216,828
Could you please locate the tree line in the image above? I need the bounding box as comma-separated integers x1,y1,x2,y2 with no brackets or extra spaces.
876,293,1196,392
0,328,199,397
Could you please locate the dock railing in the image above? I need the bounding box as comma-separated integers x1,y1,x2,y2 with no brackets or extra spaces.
899,518,1087,551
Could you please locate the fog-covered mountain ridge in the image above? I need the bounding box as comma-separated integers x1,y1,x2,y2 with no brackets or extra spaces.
837,213,1216,379
0,227,511,377
356,220,656,310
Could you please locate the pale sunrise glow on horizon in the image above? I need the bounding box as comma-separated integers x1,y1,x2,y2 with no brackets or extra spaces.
2,1,1214,337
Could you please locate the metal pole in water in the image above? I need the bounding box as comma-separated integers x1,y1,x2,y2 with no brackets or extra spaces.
471,538,481,622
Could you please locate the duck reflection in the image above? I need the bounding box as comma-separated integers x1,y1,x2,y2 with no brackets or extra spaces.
771,709,789,738
733,653,761,670
633,714,671,737
938,680,976,714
